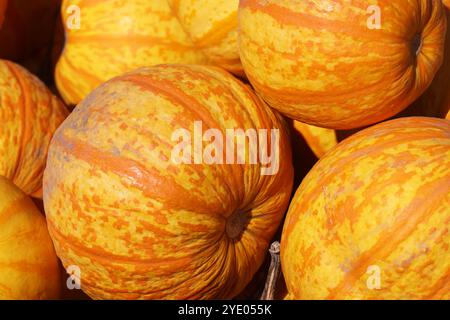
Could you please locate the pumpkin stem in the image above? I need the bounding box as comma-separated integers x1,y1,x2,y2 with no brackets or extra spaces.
260,241,281,300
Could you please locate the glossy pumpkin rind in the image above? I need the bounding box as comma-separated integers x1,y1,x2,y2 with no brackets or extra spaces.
0,60,68,198
44,64,294,300
239,0,447,129
0,176,60,300
281,117,450,300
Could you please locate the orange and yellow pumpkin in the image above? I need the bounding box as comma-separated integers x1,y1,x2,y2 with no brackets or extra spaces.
167,0,241,75
44,64,294,299
56,0,241,106
407,5,450,119
239,0,447,129
281,117,450,299
0,175,60,299
0,59,68,198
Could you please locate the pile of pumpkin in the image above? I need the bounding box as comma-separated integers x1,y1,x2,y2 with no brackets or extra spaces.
0,0,449,300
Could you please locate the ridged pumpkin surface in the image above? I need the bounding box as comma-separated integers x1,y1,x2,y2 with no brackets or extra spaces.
0,176,60,299
56,0,241,106
44,65,294,299
409,6,450,119
281,117,450,299
0,60,68,198
239,0,447,129
168,0,241,75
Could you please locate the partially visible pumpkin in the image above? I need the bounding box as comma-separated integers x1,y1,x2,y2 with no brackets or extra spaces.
282,117,450,299
406,5,450,119
0,175,60,299
44,64,294,299
0,0,6,27
239,0,447,129
167,0,242,75
444,0,450,8
56,0,203,106
292,121,337,158
0,59,68,198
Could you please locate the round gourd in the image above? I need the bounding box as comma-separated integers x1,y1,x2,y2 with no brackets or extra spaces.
0,59,68,198
281,117,450,299
168,0,241,75
0,176,60,299
44,64,294,299
239,0,447,129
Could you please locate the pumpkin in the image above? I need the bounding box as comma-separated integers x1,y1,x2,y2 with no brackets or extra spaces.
281,117,450,300
238,0,447,129
445,0,450,8
0,59,68,198
0,0,6,27
0,175,60,299
406,5,450,119
167,0,242,75
292,121,337,158
44,64,294,299
56,0,241,106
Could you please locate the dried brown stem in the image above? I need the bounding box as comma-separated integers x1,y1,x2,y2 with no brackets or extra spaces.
260,241,281,300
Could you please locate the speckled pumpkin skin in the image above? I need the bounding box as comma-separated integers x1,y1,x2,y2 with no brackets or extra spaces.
281,117,450,300
0,60,68,198
0,176,60,299
44,65,294,300
168,0,241,75
239,0,447,129
56,0,241,106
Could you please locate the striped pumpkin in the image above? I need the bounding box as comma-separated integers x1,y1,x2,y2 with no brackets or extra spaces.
167,0,242,75
0,0,6,27
281,117,450,300
56,0,241,106
238,0,447,129
44,64,294,299
0,176,60,299
0,60,68,198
